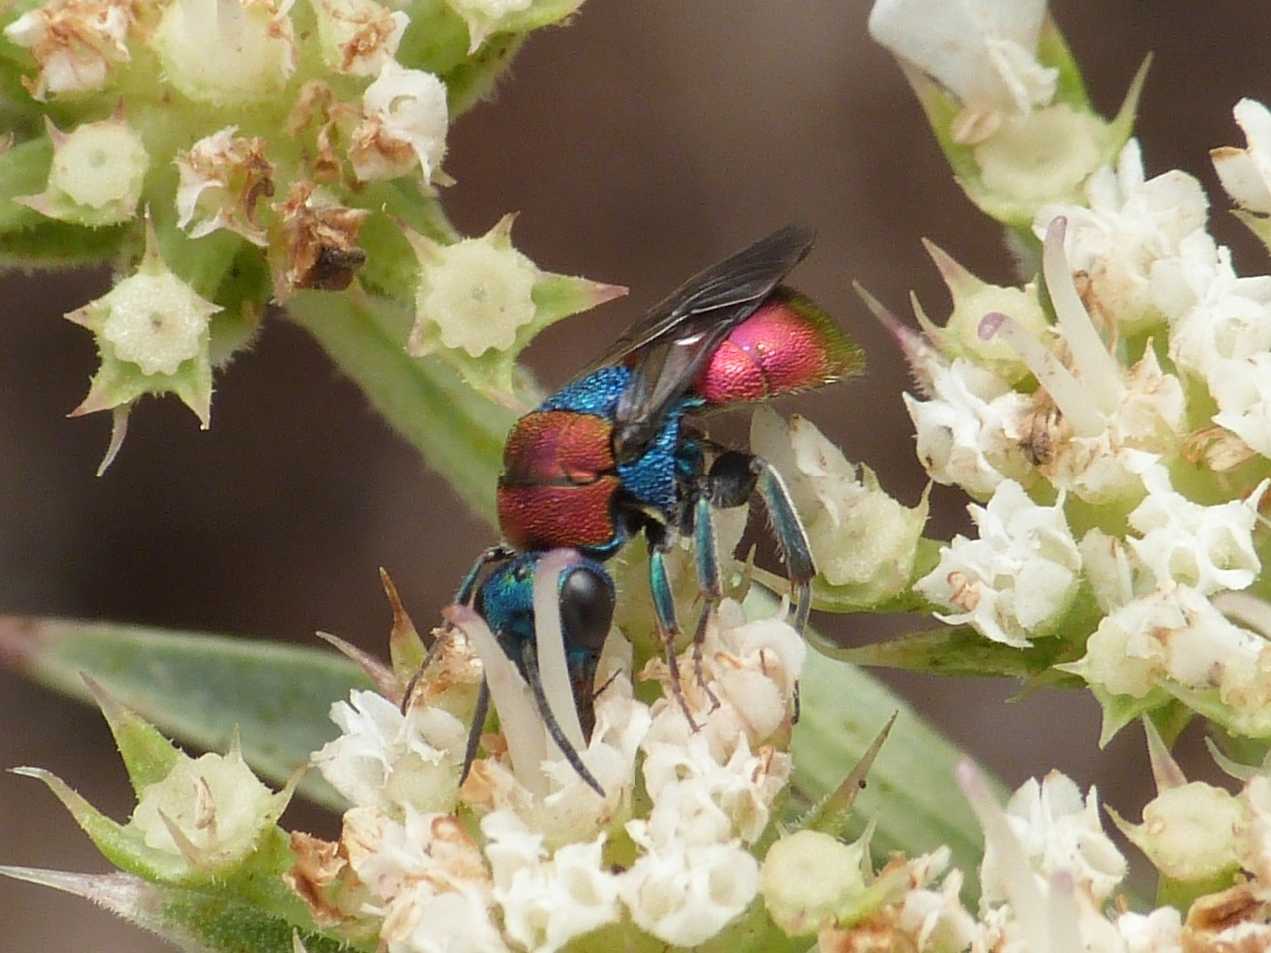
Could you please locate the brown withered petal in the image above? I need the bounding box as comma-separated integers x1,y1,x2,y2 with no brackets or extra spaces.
272,181,368,296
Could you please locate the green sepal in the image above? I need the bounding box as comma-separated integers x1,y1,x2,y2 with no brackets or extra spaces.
445,33,526,117
82,674,182,793
0,615,372,810
381,568,429,680
1036,15,1092,111
10,766,196,882
288,290,515,523
1160,681,1271,740
1090,686,1172,748
794,713,896,841
393,0,476,76
0,137,54,233
0,868,368,953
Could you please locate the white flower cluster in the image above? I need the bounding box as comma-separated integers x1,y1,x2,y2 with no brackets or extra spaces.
874,87,1271,739
297,559,802,953
777,750,1271,953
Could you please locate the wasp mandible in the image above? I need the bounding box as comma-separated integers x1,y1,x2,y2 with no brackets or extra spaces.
430,226,863,794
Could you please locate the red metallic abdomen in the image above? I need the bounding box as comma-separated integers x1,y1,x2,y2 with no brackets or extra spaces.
694,288,863,406
497,410,619,550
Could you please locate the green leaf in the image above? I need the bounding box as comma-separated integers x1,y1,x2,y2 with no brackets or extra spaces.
445,33,526,117
0,868,368,953
287,290,516,524
0,616,371,810
812,623,1064,679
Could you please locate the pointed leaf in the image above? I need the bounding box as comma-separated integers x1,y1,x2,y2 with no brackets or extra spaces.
1091,686,1169,748
0,867,367,953
0,616,371,809
821,623,1059,679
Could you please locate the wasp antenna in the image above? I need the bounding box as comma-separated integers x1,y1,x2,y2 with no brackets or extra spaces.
521,642,605,798
459,678,491,786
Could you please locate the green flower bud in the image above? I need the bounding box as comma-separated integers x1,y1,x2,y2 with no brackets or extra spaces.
1112,782,1243,886
16,116,148,226
761,830,867,936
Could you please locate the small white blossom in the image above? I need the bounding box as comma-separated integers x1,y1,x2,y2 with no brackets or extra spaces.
312,689,467,815
1066,585,1271,720
903,358,1032,498
1115,908,1183,953
481,811,621,953
1126,463,1266,595
312,0,408,76
1212,98,1271,215
342,807,510,953
1210,352,1271,459
1036,140,1209,332
4,0,132,99
151,0,296,106
981,771,1126,905
1151,230,1271,380
916,480,1081,648
750,409,927,604
175,126,274,246
1078,528,1137,614
868,0,1056,136
350,61,448,183
620,841,759,947
408,216,542,359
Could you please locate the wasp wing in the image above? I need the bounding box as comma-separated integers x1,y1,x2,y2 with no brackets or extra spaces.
596,225,815,462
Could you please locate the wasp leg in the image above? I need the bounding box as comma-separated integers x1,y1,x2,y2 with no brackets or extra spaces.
709,450,816,634
648,535,699,731
401,544,514,714
458,677,491,786
689,493,723,710
520,641,605,798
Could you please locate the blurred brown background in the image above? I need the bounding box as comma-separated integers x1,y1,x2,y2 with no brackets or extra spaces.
3,1,1268,947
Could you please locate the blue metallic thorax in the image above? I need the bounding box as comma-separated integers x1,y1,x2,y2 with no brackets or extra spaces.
540,366,703,519
479,553,607,668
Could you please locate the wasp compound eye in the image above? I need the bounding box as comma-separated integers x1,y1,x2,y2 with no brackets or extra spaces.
559,566,614,654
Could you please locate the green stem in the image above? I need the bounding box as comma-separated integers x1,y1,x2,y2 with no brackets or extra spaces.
286,289,515,524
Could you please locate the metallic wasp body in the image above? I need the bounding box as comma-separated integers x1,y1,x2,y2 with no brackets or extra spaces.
449,226,862,792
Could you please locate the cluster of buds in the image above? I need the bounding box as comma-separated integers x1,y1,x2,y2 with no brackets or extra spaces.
0,0,621,466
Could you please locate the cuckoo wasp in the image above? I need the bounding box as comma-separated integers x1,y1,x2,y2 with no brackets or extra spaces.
436,225,862,794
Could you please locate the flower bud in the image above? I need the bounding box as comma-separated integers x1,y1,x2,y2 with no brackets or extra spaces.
151,0,296,106
750,409,927,605
66,223,220,432
1113,782,1242,885
17,116,147,226
761,830,867,936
